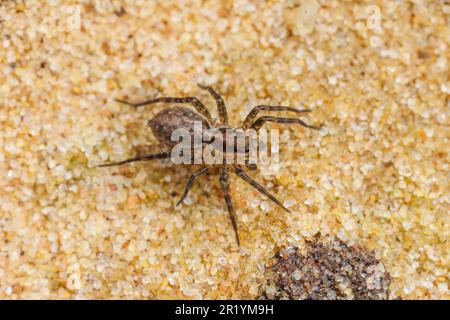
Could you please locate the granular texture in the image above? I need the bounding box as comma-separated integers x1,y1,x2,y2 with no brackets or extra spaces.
0,1,448,299
261,237,391,300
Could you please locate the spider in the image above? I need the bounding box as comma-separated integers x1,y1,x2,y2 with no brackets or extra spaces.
98,84,321,246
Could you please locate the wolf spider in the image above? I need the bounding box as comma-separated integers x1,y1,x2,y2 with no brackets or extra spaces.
99,84,321,246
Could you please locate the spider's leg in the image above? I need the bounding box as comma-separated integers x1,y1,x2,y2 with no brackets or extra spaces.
234,165,290,213
197,84,228,125
243,105,311,129
219,166,240,246
97,151,171,167
176,166,210,206
250,116,322,131
115,96,213,124
241,149,257,170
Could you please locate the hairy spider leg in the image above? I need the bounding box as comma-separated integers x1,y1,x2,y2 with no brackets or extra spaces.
115,96,213,124
97,151,171,167
250,116,322,131
234,165,290,213
177,166,210,206
243,105,311,129
197,84,228,125
219,166,240,246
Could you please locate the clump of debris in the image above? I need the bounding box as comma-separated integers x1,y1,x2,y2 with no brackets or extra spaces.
260,236,391,300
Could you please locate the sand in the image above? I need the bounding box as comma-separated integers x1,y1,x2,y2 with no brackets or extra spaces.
0,1,448,299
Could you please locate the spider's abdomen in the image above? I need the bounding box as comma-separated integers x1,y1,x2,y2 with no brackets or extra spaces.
148,106,209,148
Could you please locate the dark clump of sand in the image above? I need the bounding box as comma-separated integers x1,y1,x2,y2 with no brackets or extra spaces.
261,236,392,300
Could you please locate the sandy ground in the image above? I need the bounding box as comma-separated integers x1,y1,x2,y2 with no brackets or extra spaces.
0,1,448,299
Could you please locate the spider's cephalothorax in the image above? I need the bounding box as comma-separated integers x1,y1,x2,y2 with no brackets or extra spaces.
99,84,322,246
